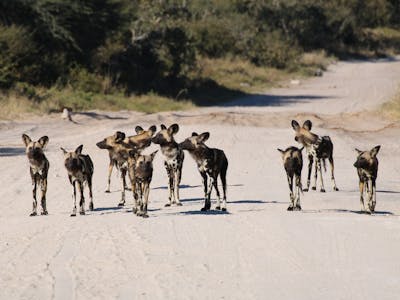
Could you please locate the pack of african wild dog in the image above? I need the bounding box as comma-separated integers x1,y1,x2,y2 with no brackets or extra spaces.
22,119,379,218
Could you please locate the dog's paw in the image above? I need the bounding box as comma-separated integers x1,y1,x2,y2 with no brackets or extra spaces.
30,212,37,216
333,187,339,191
165,203,171,207
221,207,227,212
311,187,317,191
303,188,309,192
215,206,221,210
79,211,85,215
320,188,326,193
41,211,48,215
294,206,302,211
70,213,76,217
287,206,294,211
176,202,183,206
118,202,125,207
105,190,110,193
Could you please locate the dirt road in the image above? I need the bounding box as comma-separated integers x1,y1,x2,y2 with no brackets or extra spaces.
1,58,400,300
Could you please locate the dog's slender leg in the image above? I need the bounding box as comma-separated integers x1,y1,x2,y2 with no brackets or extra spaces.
78,181,85,215
305,155,313,192
371,179,377,213
118,169,126,206
106,159,113,193
295,175,302,210
213,176,222,210
40,178,48,215
329,156,339,191
317,159,326,192
88,177,94,211
31,176,38,216
136,182,143,216
312,157,318,191
165,166,173,207
71,180,77,216
287,174,294,211
200,171,208,211
367,178,374,213
174,170,182,206
142,183,150,218
203,176,214,211
220,163,228,211
359,180,365,212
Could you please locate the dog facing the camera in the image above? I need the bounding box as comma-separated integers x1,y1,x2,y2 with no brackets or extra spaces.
278,146,304,211
180,132,228,211
22,134,50,216
354,145,380,214
291,119,338,192
61,145,94,216
152,124,184,207
132,150,158,218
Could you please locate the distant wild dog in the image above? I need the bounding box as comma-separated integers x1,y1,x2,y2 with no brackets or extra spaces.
96,125,156,206
354,145,380,213
180,132,228,211
132,150,158,218
152,124,184,207
278,146,304,211
22,134,50,216
61,145,94,216
103,126,147,193
291,119,338,192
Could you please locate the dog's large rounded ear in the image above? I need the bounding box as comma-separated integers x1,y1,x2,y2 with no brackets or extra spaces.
160,124,167,130
38,136,49,148
60,147,68,155
371,145,381,157
148,125,157,135
168,124,179,135
75,144,83,154
291,120,300,131
198,132,210,143
22,134,32,147
114,131,125,143
192,132,198,136
303,120,312,131
355,148,363,155
135,126,144,134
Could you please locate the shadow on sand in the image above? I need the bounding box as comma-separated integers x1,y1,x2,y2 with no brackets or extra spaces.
0,147,25,157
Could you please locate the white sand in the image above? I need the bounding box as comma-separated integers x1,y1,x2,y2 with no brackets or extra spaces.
1,58,400,300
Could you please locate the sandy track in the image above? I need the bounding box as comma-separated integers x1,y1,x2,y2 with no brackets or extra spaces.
1,58,400,300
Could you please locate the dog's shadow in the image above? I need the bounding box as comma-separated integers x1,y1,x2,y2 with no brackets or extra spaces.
0,147,25,157
179,209,230,216
303,208,396,216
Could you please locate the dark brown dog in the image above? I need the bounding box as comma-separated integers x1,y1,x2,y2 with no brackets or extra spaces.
61,145,94,216
152,124,184,207
132,150,158,218
291,119,338,192
354,145,380,213
22,134,50,216
180,132,228,211
96,125,156,206
278,146,303,211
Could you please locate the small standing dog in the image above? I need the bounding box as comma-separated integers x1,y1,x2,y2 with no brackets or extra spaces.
22,134,50,216
291,119,338,192
152,124,184,207
132,150,158,218
278,146,303,211
180,132,228,211
61,145,94,216
354,145,380,214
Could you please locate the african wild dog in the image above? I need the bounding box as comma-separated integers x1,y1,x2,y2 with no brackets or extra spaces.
354,145,380,214
152,124,184,207
61,145,94,216
291,119,338,192
96,125,156,206
131,150,158,218
278,146,303,211
180,132,228,211
103,126,147,193
22,134,50,216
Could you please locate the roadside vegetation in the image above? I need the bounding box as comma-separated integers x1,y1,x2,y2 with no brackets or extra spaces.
1,0,400,119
